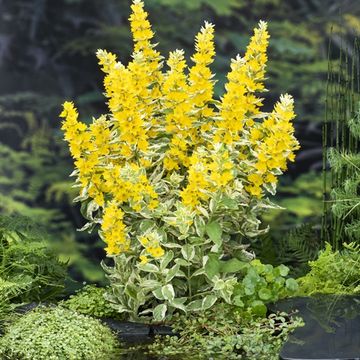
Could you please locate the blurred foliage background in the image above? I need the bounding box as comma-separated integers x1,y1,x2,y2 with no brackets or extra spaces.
1,0,360,283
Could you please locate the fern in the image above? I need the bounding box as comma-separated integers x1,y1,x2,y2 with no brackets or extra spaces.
255,224,322,278
0,215,67,321
0,92,105,283
323,27,360,248
279,225,321,264
326,103,360,246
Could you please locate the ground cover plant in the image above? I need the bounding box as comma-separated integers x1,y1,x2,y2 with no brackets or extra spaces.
63,284,121,319
298,242,360,296
0,306,119,360
146,304,303,360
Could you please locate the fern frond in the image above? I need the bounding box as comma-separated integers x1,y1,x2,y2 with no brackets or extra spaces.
347,102,360,139
278,224,322,277
328,148,360,174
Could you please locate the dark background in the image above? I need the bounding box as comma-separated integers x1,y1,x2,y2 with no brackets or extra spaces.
1,0,359,283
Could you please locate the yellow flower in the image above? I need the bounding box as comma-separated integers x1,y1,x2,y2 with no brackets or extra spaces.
246,185,262,198
147,246,165,258
247,173,263,187
139,255,148,264
265,173,277,184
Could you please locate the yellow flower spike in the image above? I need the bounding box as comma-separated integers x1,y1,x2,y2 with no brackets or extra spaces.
60,102,93,161
244,20,269,84
189,21,216,110
101,202,129,255
163,50,193,170
265,173,277,184
96,49,118,74
148,200,159,210
139,236,149,246
255,161,267,173
129,0,163,116
246,185,262,198
216,21,270,145
129,0,156,53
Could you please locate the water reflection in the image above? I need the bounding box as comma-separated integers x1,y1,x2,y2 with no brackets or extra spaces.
274,295,360,359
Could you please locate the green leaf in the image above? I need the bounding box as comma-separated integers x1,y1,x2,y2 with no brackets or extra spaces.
175,258,191,267
250,300,267,316
258,288,272,301
194,216,206,237
163,242,182,249
153,304,167,321
244,283,255,296
202,295,217,310
286,278,299,292
124,284,138,300
278,264,290,277
165,264,181,283
187,299,203,311
138,263,159,273
233,295,244,307
204,254,221,280
139,220,156,233
191,268,205,278
152,288,164,300
221,196,238,210
181,244,195,261
206,222,222,245
220,258,247,273
160,250,174,271
161,284,175,301
141,279,161,290
209,198,217,213
169,297,187,312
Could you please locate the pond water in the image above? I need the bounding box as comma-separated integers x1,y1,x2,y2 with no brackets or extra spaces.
113,295,360,359
273,295,360,360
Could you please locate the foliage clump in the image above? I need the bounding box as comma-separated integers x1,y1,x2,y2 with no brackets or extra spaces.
144,304,303,360
297,242,360,296
60,0,299,320
0,215,66,319
0,307,119,360
64,285,121,319
327,103,360,245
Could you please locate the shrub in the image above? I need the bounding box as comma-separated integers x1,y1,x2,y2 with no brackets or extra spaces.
297,242,360,295
60,0,299,320
0,307,119,360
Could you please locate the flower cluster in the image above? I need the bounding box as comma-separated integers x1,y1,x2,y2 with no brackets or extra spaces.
60,0,299,257
101,202,128,255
